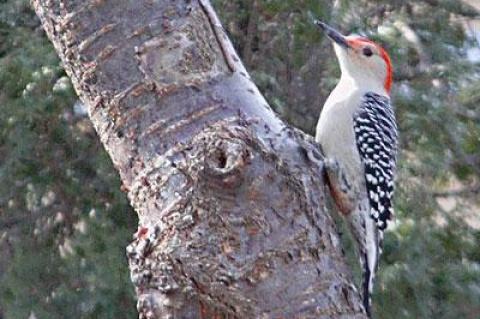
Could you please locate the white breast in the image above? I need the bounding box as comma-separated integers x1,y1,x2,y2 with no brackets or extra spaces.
315,78,364,186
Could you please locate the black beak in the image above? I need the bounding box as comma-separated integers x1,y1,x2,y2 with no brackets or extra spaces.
314,20,350,49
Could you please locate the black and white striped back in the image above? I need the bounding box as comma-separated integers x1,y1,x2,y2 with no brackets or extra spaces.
353,92,398,231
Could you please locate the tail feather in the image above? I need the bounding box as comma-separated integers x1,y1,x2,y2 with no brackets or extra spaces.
362,253,373,317
347,201,383,318
362,216,381,318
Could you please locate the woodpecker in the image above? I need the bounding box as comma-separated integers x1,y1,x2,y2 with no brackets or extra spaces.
314,20,398,317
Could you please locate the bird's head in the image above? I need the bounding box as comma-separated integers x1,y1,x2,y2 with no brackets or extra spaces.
315,20,393,94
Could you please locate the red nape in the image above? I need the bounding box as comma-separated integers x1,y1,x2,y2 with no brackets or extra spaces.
379,47,393,93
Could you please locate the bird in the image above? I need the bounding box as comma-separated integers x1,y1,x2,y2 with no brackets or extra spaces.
314,20,398,317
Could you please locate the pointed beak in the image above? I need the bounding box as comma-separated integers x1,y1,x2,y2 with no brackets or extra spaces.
314,20,350,49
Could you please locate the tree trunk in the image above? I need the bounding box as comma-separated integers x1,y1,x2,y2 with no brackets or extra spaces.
32,0,366,318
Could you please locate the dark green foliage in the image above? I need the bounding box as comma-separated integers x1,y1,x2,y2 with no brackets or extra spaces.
0,1,137,317
1,0,479,318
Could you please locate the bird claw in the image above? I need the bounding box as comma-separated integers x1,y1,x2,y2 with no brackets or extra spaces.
323,157,358,214
323,158,340,172
323,158,350,193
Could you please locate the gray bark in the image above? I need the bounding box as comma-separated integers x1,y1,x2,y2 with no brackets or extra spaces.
32,0,367,318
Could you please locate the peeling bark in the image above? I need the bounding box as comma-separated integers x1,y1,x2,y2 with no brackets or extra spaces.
32,0,367,318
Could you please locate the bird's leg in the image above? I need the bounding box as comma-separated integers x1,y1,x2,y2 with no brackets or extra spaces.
323,158,357,215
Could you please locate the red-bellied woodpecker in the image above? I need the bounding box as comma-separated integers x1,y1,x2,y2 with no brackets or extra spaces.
314,20,398,317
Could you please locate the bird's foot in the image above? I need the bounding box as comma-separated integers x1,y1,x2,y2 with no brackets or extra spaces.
323,158,356,214
323,158,352,193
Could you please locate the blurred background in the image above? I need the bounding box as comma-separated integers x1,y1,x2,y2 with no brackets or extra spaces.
1,0,480,318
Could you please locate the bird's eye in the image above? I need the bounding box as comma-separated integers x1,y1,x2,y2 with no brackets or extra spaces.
363,47,373,57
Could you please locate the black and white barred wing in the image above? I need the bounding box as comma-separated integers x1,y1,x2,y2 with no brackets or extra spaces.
354,92,398,230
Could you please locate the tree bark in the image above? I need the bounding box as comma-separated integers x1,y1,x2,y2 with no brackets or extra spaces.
32,0,366,318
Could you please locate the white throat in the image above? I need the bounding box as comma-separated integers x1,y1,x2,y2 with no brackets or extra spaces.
338,71,387,96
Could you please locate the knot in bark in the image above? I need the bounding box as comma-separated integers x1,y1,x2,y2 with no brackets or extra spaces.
203,138,250,187
193,124,253,189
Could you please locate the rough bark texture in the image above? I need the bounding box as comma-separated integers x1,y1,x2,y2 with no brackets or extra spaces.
32,0,367,318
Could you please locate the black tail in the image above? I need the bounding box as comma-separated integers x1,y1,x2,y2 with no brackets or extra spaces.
362,254,372,317
362,217,381,318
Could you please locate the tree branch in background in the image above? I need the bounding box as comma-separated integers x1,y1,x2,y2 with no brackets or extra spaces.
394,20,432,72
421,0,479,18
432,184,480,197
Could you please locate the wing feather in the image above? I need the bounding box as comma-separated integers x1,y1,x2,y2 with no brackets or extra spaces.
354,92,398,231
